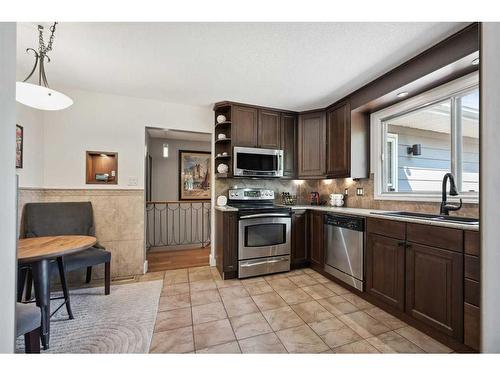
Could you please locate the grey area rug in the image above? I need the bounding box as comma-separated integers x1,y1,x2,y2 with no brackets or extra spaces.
17,280,163,353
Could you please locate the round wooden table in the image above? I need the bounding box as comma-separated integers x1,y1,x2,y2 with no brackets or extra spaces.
18,235,96,349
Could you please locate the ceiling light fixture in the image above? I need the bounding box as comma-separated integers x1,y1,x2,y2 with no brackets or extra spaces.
16,22,73,111
396,91,409,98
471,58,480,66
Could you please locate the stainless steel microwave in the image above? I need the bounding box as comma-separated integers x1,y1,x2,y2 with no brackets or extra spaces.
233,147,284,177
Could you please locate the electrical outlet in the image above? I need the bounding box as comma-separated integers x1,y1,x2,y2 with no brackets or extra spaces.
356,187,364,196
128,176,138,186
344,188,349,196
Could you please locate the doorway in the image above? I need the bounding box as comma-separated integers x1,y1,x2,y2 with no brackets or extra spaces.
144,127,212,271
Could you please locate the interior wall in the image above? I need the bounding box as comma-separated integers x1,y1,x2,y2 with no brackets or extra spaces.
16,104,44,188
149,138,211,201
16,88,215,275
480,22,500,353
40,88,213,189
0,22,17,353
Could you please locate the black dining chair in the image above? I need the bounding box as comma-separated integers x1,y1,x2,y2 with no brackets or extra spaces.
16,302,41,353
20,202,112,301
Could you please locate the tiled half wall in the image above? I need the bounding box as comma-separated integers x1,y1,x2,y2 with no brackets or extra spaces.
18,188,145,280
215,174,479,218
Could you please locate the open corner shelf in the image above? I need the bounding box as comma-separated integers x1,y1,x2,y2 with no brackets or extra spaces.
215,121,232,127
215,138,231,143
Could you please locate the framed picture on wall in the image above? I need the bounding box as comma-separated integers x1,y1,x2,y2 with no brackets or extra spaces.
179,150,211,200
16,124,23,169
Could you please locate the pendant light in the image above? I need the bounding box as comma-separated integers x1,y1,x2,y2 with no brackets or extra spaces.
16,22,73,111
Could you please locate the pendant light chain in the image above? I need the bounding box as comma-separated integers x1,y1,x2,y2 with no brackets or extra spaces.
23,22,58,87
38,22,57,55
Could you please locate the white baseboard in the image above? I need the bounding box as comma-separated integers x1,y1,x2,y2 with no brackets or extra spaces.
209,253,216,267
143,260,148,274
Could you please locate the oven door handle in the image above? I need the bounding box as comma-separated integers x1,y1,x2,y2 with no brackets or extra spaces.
239,213,291,219
240,258,288,267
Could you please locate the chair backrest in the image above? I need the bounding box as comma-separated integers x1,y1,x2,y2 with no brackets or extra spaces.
22,202,95,238
16,302,40,337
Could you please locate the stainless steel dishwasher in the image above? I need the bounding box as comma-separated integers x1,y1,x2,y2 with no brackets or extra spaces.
324,214,365,291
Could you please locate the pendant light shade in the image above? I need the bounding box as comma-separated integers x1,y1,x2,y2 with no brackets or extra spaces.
16,22,73,111
16,82,73,111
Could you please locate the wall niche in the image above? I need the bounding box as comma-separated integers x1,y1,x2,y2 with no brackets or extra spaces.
85,151,118,185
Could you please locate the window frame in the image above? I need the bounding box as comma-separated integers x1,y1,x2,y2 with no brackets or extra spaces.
385,133,398,192
370,71,479,203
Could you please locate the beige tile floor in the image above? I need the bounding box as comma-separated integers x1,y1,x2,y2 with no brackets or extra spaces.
148,267,453,354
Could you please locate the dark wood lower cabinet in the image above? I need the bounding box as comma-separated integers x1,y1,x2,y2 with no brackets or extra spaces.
291,210,308,269
365,233,405,311
309,211,324,269
405,242,464,340
464,230,480,351
214,210,238,279
464,302,480,351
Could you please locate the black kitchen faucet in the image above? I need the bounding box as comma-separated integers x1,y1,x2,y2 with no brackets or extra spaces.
440,173,463,216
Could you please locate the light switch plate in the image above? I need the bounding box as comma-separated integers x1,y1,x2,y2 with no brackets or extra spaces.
128,176,138,186
356,187,364,196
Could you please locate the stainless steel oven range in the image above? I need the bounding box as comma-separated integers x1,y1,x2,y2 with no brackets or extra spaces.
228,188,291,278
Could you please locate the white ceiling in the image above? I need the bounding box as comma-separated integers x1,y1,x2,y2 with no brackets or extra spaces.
16,22,468,111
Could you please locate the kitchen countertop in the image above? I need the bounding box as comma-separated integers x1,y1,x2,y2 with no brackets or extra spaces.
215,204,479,231
214,205,239,212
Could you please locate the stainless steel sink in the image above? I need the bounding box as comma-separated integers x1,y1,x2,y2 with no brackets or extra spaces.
372,211,479,225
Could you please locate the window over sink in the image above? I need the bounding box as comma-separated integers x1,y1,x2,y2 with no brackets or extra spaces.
371,72,479,202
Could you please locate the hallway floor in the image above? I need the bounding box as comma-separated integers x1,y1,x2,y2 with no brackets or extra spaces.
146,247,210,272
149,267,454,354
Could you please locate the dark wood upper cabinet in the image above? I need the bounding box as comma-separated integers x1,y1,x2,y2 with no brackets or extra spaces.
281,113,297,178
365,233,406,311
232,105,258,147
291,210,308,269
309,211,325,269
258,109,281,149
326,102,351,178
406,242,463,340
298,111,326,178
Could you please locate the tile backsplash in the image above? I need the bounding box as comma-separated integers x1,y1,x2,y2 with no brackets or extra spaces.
215,174,479,218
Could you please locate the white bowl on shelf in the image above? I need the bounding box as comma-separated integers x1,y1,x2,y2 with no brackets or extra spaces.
217,195,228,206
217,163,229,174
